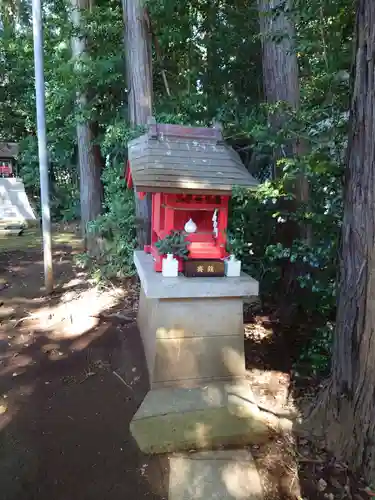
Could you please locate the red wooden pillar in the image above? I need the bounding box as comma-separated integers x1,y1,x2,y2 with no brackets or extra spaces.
164,194,175,234
217,196,229,257
152,193,161,242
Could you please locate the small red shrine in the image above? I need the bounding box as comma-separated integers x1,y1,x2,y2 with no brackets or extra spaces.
126,118,258,272
0,142,18,178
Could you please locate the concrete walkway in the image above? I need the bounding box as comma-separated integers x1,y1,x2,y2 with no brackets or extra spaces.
169,450,263,500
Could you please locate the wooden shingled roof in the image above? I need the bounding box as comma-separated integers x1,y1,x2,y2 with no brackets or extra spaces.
0,142,19,159
127,119,258,194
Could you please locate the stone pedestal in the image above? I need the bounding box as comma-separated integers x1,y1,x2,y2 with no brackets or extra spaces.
131,251,271,454
134,251,259,389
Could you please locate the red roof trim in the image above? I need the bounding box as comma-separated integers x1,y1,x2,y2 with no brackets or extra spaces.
125,160,133,189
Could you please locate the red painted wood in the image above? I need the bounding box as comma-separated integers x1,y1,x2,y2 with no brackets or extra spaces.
125,160,133,189
131,185,231,272
188,242,222,259
164,194,175,234
217,197,229,250
163,201,225,210
151,194,157,251
152,193,161,234
0,164,12,176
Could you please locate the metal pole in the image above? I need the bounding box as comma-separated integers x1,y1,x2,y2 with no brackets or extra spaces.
32,0,53,294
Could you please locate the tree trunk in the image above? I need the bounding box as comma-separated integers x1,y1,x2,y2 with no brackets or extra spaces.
258,0,309,214
258,0,299,115
314,0,375,482
71,0,103,254
258,0,311,311
122,0,152,247
203,0,217,120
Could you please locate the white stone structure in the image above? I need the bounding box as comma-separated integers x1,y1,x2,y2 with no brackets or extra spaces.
0,178,36,223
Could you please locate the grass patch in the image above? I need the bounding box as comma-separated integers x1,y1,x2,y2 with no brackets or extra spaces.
0,227,83,252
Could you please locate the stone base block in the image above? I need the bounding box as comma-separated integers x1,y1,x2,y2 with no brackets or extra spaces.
134,251,259,389
130,381,275,454
139,291,246,387
153,335,246,386
169,450,263,500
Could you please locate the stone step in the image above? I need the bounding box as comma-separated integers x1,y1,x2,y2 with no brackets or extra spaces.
0,222,24,236
168,450,263,500
130,380,293,454
0,220,39,236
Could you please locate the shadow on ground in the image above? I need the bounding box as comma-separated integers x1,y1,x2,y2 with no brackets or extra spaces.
0,239,169,500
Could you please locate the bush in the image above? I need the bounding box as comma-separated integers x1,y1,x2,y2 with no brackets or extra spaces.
297,322,333,376
83,120,141,279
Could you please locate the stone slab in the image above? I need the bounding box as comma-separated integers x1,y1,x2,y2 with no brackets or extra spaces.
130,381,273,454
134,251,259,299
152,297,244,339
137,290,246,388
137,287,156,382
153,335,245,384
169,450,263,500
151,375,246,390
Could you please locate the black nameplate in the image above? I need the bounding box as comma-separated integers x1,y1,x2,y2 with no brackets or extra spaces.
184,260,225,278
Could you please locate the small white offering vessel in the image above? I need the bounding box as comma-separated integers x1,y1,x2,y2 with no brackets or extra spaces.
184,218,197,233
225,254,241,277
162,253,179,277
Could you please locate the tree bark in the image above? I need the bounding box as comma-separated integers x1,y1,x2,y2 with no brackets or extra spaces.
258,0,309,210
314,0,375,482
258,0,299,114
122,0,152,247
71,0,103,254
258,0,311,307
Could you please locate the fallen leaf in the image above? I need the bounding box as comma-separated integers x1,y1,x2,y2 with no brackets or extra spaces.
324,493,334,500
330,477,343,489
318,479,328,492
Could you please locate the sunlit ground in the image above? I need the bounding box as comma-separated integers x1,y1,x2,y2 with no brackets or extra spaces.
0,226,83,252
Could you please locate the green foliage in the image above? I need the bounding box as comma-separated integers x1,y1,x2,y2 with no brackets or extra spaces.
229,106,343,310
297,322,334,376
83,121,141,279
155,231,190,260
1,0,124,220
0,0,354,370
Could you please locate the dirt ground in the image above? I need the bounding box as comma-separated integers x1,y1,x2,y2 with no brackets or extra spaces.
0,229,168,500
0,227,371,500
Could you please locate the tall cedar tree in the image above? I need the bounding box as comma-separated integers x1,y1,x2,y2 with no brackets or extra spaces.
71,0,103,253
123,0,153,247
315,0,375,482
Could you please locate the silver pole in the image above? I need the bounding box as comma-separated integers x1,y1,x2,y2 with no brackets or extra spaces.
32,0,53,294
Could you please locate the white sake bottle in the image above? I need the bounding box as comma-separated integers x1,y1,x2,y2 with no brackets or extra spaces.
162,253,178,277
225,254,241,277
184,218,197,233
